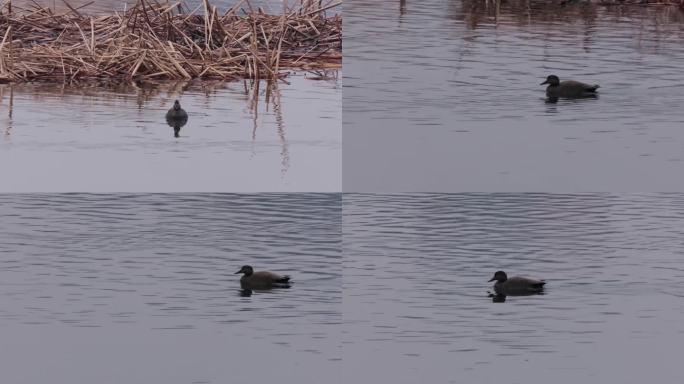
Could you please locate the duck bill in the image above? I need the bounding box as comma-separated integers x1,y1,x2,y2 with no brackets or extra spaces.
540,80,549,85
488,277,496,282
234,270,242,274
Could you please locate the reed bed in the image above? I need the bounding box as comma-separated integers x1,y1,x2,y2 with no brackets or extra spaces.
0,0,342,83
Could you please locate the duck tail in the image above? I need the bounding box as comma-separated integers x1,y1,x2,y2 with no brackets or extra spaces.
277,275,291,283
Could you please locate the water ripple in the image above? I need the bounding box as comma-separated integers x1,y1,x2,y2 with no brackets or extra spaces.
345,0,684,191
344,193,684,383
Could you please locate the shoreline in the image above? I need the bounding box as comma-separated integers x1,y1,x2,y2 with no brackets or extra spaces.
0,0,342,83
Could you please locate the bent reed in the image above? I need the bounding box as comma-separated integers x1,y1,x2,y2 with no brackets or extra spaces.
0,0,341,83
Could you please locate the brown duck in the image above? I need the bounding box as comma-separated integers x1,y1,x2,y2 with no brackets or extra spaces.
541,75,599,98
235,265,291,289
489,270,546,294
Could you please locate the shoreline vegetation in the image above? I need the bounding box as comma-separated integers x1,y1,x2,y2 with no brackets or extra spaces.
0,0,342,83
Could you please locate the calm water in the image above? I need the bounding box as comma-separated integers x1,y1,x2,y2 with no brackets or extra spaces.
344,193,684,383
0,194,341,384
0,75,341,191
344,0,684,191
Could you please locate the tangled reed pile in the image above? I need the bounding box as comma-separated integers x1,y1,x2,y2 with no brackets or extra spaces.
0,0,341,82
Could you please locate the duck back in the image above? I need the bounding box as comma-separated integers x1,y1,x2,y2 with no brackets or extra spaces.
241,271,291,288
494,276,546,294
547,80,599,98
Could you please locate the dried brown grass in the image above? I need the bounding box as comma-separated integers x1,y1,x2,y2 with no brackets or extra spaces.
0,0,342,83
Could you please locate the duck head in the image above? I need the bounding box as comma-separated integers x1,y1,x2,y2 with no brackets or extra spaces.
488,270,508,283
540,75,560,86
235,265,254,276
173,100,181,110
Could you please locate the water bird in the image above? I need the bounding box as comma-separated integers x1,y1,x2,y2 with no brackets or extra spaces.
235,265,291,289
541,75,599,98
165,99,188,137
488,270,546,295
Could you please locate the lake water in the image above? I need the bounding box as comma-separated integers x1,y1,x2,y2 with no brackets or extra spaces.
344,0,684,191
344,193,684,383
0,75,341,192
0,194,341,384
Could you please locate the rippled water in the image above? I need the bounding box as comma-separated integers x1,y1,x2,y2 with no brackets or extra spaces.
344,0,684,191
0,194,341,384
0,75,341,191
344,193,684,383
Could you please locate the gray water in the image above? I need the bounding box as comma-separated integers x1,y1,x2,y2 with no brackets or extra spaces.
0,75,341,192
344,0,684,191
0,194,341,384
344,193,684,383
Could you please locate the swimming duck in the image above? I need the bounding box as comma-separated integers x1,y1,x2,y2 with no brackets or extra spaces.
165,100,188,127
235,265,291,289
541,75,599,98
488,270,545,294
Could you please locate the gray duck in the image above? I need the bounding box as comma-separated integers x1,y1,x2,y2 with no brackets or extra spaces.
165,100,188,129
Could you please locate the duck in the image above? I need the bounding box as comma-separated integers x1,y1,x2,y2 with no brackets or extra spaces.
488,270,545,295
165,100,188,127
540,75,599,98
235,265,291,289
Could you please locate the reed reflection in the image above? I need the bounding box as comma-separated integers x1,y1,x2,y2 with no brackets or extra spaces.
449,0,684,29
0,84,12,137
0,74,341,177
248,79,289,174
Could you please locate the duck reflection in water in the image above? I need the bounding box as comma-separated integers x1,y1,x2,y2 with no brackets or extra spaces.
545,94,598,104
165,99,188,137
488,291,545,303
239,285,292,297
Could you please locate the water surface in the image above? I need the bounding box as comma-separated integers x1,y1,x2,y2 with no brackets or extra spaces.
0,75,341,191
344,0,684,191
344,193,684,383
0,193,341,384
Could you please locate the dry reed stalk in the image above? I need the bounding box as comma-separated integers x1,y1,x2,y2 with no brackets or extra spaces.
0,25,9,80
0,0,341,83
6,0,11,78
60,0,82,18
